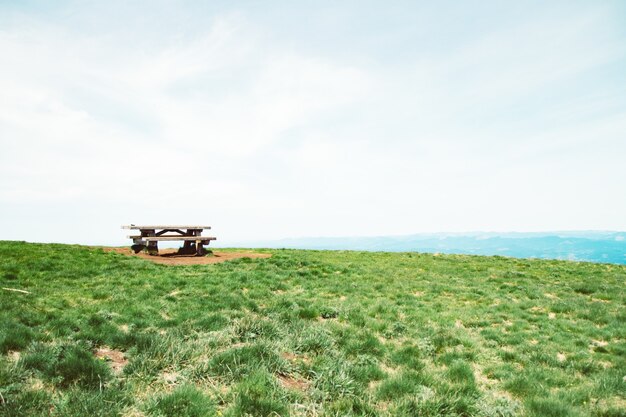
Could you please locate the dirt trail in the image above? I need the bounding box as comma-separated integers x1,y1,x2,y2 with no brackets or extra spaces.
103,247,271,266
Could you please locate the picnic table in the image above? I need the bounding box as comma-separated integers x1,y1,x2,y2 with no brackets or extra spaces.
121,225,216,256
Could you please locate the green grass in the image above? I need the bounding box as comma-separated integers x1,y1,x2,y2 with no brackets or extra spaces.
0,241,624,416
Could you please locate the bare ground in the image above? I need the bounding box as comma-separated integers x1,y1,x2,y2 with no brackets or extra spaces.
103,247,271,266
95,346,128,374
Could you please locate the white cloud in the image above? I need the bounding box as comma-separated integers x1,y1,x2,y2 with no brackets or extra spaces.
0,2,625,244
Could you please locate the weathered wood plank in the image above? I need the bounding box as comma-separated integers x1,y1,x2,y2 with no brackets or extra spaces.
128,236,216,241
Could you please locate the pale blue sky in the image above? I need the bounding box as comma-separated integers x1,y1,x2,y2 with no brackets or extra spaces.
1,1,625,245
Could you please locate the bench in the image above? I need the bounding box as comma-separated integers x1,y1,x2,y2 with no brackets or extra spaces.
127,236,217,242
122,225,216,256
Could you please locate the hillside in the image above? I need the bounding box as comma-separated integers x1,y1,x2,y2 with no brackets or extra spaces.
230,231,626,265
0,241,624,417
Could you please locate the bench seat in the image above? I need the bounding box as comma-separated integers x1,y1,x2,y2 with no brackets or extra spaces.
128,236,216,242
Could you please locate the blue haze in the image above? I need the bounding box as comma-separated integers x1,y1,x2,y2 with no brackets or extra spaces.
225,231,626,265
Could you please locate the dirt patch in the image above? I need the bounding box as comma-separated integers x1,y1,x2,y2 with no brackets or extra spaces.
95,347,128,374
282,352,298,361
278,374,310,392
473,364,496,387
103,247,271,266
281,352,311,364
161,370,180,385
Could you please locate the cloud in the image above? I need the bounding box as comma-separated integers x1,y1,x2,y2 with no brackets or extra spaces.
0,11,370,206
0,1,625,243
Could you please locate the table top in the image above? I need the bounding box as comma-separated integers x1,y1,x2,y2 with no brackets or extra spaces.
121,225,211,230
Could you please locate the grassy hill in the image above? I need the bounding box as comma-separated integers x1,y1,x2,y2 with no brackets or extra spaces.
0,241,624,417
234,231,626,265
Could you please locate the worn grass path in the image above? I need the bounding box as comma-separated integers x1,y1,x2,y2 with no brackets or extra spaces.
0,241,624,416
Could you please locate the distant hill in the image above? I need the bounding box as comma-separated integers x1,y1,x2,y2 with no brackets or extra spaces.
223,231,626,265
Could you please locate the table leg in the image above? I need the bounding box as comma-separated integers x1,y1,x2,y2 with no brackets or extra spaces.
181,240,193,254
147,241,159,256
143,229,158,256
131,244,146,254
196,241,204,256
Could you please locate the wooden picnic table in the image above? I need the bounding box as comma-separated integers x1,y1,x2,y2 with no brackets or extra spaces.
121,225,216,256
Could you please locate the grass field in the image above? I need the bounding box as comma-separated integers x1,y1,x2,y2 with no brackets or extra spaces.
0,241,624,417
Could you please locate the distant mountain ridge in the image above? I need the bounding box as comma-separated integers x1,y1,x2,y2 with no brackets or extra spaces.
223,231,626,265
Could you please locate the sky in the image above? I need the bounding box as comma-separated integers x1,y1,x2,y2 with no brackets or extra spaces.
1,0,625,246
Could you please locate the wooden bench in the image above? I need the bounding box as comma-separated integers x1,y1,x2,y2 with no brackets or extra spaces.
122,225,216,256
